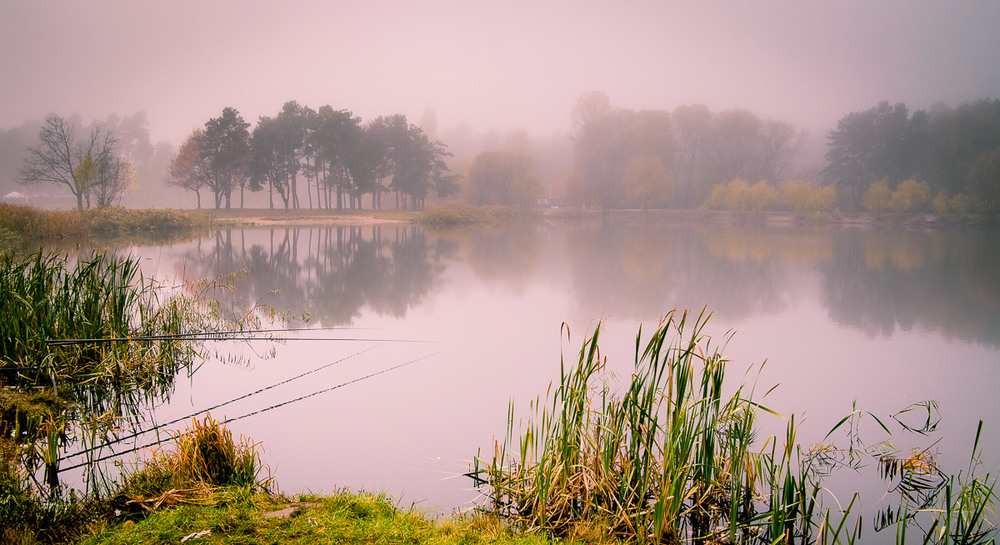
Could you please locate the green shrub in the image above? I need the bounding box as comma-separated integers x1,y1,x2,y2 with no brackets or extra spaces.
932,191,951,215
950,192,972,215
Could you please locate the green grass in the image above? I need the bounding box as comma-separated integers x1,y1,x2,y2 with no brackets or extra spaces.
75,490,567,545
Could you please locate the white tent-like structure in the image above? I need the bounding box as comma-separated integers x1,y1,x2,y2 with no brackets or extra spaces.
3,191,30,205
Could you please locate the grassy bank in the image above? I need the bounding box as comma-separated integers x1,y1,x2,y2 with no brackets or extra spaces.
10,413,559,545
76,489,557,545
420,202,541,228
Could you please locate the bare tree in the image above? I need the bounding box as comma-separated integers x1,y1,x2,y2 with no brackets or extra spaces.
19,115,119,209
89,155,135,207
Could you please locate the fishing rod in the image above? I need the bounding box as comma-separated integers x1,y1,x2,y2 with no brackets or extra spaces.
56,344,381,463
57,351,439,473
46,335,435,346
43,326,394,347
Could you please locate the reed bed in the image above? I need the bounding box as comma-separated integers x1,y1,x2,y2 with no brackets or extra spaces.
470,309,997,544
0,248,208,501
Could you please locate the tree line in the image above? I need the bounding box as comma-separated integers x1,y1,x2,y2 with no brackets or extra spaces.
167,102,458,210
458,92,812,212
9,94,1000,215
824,99,1000,214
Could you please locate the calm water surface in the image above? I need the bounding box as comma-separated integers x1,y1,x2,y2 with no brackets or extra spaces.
120,221,998,519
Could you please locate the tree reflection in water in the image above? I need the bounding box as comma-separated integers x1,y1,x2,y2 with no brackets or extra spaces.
821,229,1000,347
171,222,999,349
175,225,455,327
149,221,999,516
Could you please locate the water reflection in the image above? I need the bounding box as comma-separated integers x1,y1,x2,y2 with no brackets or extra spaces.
822,229,1000,346
173,225,455,326
167,223,1000,348
147,221,999,517
563,226,794,320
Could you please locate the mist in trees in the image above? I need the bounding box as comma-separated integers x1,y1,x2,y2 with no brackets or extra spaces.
464,132,541,208
824,99,1000,212
18,115,130,209
4,92,999,215
4,112,179,209
565,93,803,210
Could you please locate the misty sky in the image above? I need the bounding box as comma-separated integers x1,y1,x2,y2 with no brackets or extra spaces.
2,0,998,145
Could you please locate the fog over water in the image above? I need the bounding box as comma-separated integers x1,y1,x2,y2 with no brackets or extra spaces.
2,1,1000,143
85,222,993,519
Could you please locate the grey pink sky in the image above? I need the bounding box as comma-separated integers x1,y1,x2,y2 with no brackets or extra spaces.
2,0,998,144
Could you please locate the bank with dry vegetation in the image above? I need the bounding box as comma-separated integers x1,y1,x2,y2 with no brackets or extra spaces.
420,202,541,228
0,205,209,249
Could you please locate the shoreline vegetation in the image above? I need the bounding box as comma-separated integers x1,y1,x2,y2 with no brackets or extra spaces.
0,202,995,250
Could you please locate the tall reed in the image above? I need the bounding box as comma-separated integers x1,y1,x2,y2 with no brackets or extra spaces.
0,249,202,496
471,309,997,544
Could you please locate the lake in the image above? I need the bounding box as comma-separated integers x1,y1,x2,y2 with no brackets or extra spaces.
89,217,1000,526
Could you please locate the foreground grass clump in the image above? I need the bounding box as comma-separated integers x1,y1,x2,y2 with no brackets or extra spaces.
470,309,998,544
75,417,570,545
421,202,540,228
0,204,208,245
112,415,273,516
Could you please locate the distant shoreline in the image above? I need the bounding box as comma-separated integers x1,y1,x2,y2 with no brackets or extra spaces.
196,206,996,229
552,208,997,230
197,208,423,227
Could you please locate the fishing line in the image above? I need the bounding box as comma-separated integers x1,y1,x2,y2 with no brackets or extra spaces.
57,343,381,463
217,350,440,425
58,351,439,473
